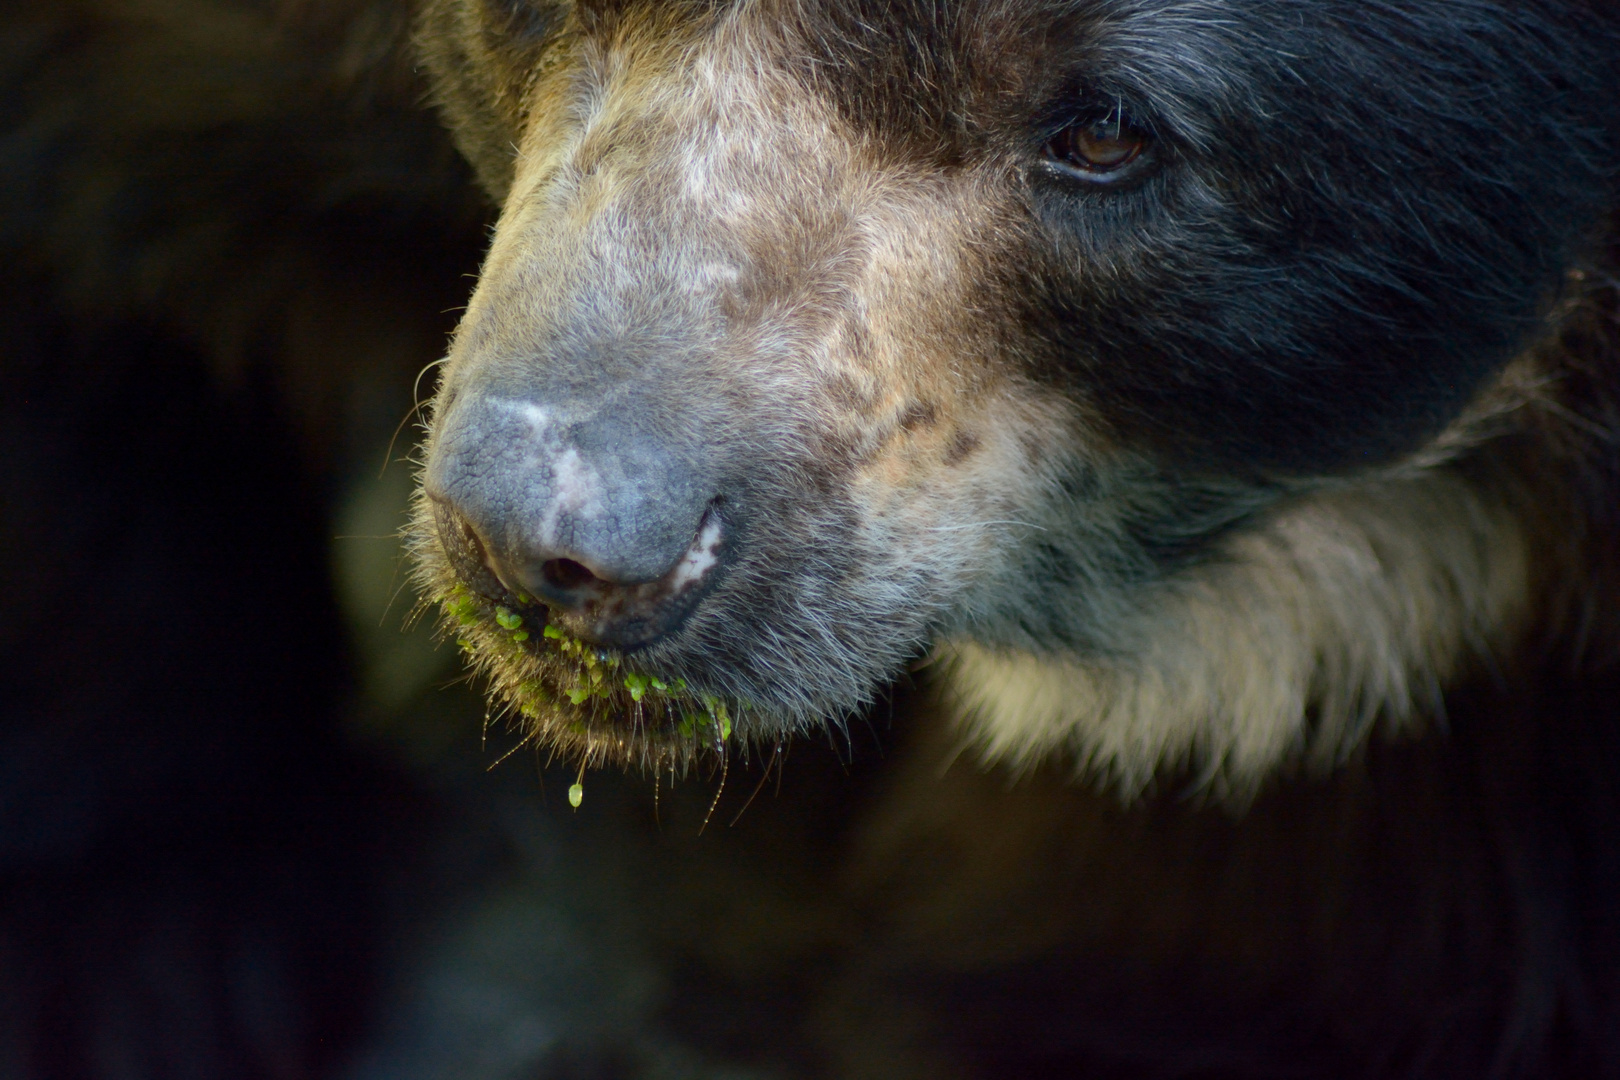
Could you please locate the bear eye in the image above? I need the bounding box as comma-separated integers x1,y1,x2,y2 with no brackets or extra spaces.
1043,106,1154,183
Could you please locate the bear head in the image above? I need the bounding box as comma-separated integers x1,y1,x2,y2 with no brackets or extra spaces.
409,0,1618,795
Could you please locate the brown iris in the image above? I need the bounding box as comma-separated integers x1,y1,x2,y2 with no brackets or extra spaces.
1045,111,1150,179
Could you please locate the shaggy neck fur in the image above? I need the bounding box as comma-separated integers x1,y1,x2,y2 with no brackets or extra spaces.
945,467,1532,799
943,273,1620,801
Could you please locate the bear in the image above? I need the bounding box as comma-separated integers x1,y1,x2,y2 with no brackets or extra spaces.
409,0,1620,1075
414,0,1618,795
6,0,1620,1077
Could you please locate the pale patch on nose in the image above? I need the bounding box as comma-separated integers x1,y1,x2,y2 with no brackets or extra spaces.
536,446,607,550
494,398,553,438
669,513,724,592
484,398,561,471
467,398,610,560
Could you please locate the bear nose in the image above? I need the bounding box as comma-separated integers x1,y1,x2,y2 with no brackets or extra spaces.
425,393,723,647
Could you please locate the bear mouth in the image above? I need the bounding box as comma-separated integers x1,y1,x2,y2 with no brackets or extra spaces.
408,497,744,771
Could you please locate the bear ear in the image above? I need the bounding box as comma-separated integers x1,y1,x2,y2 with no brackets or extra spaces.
478,0,561,42
418,0,568,201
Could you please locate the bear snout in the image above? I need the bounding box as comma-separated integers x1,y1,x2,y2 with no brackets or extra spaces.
425,391,724,649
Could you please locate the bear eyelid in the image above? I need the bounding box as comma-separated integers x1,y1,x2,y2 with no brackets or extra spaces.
1038,99,1161,189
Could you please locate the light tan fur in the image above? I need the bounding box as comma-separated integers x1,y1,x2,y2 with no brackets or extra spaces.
943,373,1543,797
945,478,1532,794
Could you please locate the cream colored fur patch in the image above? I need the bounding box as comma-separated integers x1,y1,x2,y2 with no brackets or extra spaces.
942,466,1532,798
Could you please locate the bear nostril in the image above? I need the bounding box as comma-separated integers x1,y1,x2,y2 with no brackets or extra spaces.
431,499,512,603
542,558,600,592
431,488,727,647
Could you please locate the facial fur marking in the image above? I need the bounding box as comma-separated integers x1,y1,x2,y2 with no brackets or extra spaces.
943,466,1533,799
944,428,981,465
899,400,938,430
669,513,723,592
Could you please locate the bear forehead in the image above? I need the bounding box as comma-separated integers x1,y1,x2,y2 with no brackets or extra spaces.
551,0,1232,114
545,0,1548,132
490,0,1614,185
